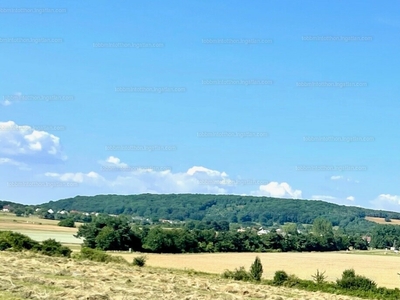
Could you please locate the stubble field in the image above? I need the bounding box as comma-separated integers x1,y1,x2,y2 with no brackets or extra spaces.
0,251,366,300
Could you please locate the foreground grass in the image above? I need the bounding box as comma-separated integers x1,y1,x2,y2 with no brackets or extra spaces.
0,251,364,300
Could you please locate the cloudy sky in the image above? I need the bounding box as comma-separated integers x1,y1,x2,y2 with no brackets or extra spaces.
1,1,399,211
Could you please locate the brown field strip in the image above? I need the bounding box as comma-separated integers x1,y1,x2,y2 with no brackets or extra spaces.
365,216,400,225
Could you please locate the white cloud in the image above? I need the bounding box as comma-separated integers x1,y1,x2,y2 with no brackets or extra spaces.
0,121,66,163
0,157,30,170
370,194,400,211
45,171,106,185
311,195,337,201
45,158,230,194
251,182,302,199
346,196,355,201
187,166,228,178
330,175,343,180
1,99,12,106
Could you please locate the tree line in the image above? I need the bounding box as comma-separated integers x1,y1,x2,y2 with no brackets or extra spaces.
74,216,368,253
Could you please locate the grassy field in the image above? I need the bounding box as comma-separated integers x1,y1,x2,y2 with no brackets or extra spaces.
113,251,400,289
0,213,83,245
0,251,366,300
2,212,400,292
365,216,400,225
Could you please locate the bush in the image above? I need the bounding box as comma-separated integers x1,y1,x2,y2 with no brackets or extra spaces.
336,269,377,291
132,255,147,267
38,239,72,257
0,231,40,251
73,247,127,264
249,256,263,281
273,270,289,286
58,218,75,228
222,266,251,281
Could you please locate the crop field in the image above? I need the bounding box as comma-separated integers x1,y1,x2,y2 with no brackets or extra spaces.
365,216,400,225
115,251,400,289
0,251,366,300
0,213,83,245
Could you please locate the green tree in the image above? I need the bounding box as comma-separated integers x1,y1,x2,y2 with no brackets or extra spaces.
58,218,75,228
249,256,263,281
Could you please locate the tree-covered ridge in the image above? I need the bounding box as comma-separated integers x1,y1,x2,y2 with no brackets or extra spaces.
39,194,400,228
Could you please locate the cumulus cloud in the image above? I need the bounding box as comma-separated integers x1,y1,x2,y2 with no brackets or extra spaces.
45,158,230,194
45,171,106,185
0,121,66,163
346,196,355,201
370,194,400,211
251,182,302,199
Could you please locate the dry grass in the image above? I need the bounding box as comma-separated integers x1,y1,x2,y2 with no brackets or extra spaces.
114,251,400,289
365,216,400,225
0,251,364,300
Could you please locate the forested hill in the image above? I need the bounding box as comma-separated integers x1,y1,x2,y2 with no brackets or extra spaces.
39,194,400,227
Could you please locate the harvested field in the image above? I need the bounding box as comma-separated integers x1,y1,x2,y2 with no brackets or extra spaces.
115,251,400,289
0,251,364,300
365,216,400,225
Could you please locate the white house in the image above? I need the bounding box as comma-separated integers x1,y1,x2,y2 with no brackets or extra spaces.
47,209,54,214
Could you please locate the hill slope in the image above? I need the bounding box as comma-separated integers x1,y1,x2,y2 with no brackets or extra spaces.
38,194,400,229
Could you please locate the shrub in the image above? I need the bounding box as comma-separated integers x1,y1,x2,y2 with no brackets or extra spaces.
336,269,377,291
132,255,147,267
58,218,75,228
284,274,301,287
222,266,251,281
0,231,40,251
73,247,127,264
38,239,72,257
273,270,289,286
249,256,263,281
311,269,326,284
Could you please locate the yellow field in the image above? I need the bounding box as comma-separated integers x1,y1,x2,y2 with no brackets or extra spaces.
114,251,400,289
365,216,400,225
0,251,365,300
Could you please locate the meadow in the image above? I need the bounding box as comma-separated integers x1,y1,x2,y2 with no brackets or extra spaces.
0,213,82,245
2,212,400,291
0,251,366,300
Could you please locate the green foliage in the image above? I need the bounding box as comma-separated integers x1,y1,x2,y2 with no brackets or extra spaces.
132,255,147,267
311,269,326,284
36,194,400,234
0,230,40,251
73,247,127,263
0,231,71,257
336,269,377,291
57,218,75,228
221,266,251,281
38,239,72,257
249,256,263,281
273,270,289,285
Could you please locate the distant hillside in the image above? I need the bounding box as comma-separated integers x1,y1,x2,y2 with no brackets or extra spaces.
38,194,400,231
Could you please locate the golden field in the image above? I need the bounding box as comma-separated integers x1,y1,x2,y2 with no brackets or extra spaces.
0,251,365,300
115,251,400,289
365,216,400,225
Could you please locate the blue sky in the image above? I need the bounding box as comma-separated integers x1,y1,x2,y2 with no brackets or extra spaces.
1,1,400,211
